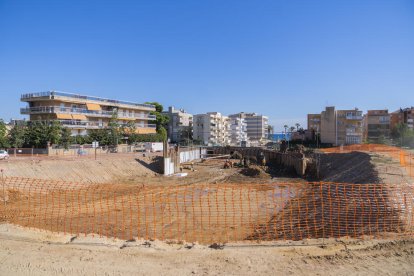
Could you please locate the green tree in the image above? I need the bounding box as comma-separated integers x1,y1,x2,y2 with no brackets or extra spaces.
179,126,193,145
47,121,62,146
60,127,72,149
391,123,414,147
71,134,93,145
145,102,169,131
157,126,168,142
24,121,63,148
88,129,111,145
0,120,10,148
108,112,121,146
8,123,26,148
128,133,164,143
24,121,48,148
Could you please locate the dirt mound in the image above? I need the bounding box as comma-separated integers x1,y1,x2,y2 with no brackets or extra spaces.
240,166,267,178
0,154,159,183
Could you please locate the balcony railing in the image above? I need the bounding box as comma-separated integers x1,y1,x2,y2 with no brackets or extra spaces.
345,115,363,120
21,106,156,120
21,91,155,109
30,120,156,129
345,127,362,135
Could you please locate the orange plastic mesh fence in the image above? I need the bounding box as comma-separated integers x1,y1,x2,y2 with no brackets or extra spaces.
321,144,414,179
1,177,413,244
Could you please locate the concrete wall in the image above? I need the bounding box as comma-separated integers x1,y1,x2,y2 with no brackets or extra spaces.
208,147,307,176
180,148,207,163
163,147,207,176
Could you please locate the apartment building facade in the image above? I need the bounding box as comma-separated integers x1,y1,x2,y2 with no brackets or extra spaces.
230,113,268,142
319,106,363,146
363,110,391,142
21,91,156,136
193,112,230,146
228,116,248,146
162,106,193,143
391,107,414,130
307,114,321,132
336,109,363,145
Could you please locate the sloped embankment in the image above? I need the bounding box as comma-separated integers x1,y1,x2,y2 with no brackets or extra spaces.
318,152,380,184
0,155,161,183
248,152,410,241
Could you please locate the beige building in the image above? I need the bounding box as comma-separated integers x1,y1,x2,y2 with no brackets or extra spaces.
320,107,337,144
363,110,390,142
193,112,230,146
307,114,321,132
318,106,363,145
336,109,363,145
21,91,156,136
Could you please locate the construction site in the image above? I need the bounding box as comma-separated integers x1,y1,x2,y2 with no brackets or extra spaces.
0,144,413,275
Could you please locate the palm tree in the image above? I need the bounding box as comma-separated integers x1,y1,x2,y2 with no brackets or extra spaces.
290,126,295,133
283,125,288,139
295,123,300,131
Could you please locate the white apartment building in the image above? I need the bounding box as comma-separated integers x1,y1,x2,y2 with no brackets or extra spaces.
193,112,231,146
230,112,269,142
228,115,248,146
162,106,193,143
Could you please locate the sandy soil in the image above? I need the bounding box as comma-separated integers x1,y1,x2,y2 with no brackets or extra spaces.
0,153,161,183
0,224,413,276
1,150,413,275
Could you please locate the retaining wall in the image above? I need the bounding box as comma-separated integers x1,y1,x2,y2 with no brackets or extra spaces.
208,147,307,176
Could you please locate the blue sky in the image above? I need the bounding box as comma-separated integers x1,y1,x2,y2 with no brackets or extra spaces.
0,0,413,131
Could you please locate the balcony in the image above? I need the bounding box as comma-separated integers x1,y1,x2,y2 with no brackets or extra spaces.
345,115,363,120
21,106,156,120
21,91,155,109
30,120,156,130
345,128,362,136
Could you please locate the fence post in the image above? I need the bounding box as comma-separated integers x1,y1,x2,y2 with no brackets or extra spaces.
1,169,5,207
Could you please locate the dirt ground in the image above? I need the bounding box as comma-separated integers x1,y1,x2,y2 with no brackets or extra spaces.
0,224,413,276
0,150,411,187
1,150,414,275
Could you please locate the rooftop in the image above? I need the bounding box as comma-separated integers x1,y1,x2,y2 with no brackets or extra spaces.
21,91,155,109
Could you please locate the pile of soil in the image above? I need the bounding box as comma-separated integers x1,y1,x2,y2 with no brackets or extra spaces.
240,166,268,178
